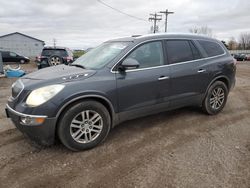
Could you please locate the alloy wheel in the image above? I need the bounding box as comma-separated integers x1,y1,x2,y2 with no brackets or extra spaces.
70,110,103,143
209,87,225,110
49,56,61,65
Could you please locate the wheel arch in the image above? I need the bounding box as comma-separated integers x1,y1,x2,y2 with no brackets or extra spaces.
204,75,230,99
202,75,229,115
55,95,117,135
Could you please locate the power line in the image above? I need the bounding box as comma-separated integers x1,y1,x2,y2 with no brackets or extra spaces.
159,9,174,32
149,13,162,33
97,0,147,22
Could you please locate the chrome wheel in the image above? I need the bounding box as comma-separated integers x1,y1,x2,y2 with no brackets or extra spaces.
210,87,225,110
70,110,103,144
49,56,61,66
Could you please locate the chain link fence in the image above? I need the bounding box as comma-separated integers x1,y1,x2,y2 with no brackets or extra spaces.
229,50,250,55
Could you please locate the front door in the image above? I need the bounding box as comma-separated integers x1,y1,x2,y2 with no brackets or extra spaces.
115,41,171,121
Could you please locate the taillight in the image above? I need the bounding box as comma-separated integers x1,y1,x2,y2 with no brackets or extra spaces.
36,56,41,61
233,58,237,65
36,56,45,62
65,56,73,62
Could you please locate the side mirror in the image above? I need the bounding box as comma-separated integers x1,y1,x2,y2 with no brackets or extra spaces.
118,58,139,71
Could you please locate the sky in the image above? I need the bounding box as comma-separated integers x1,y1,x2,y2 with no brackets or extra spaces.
0,0,249,49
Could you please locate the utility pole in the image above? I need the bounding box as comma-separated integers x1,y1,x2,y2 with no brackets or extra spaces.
149,13,162,33
159,9,174,32
53,38,57,48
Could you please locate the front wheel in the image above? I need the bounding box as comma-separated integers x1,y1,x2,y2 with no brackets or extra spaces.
58,100,111,151
202,81,228,115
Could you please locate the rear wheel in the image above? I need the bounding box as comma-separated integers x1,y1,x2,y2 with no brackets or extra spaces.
202,81,228,115
58,100,111,151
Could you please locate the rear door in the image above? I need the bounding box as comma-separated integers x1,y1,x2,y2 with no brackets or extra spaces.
2,51,12,62
164,39,211,107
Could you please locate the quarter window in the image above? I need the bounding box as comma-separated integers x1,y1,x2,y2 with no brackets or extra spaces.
125,41,164,69
165,40,194,64
198,40,224,57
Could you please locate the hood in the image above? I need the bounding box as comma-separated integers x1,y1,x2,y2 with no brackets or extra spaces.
23,65,96,80
21,65,96,88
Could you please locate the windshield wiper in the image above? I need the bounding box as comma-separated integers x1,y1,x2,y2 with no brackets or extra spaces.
70,64,85,69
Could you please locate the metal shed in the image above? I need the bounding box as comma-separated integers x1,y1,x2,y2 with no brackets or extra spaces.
0,32,45,58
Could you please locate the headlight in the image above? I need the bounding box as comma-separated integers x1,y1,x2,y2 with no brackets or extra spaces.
26,85,65,107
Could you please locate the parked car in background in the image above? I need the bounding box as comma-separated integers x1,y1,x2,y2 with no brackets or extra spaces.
36,47,73,69
245,54,250,61
6,34,236,151
233,53,247,61
0,50,30,64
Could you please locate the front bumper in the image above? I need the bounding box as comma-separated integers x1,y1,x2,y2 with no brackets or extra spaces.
5,104,57,146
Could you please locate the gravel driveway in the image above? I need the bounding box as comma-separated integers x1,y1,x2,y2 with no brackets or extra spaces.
0,62,250,188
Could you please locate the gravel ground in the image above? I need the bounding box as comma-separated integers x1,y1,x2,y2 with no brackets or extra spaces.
0,62,250,188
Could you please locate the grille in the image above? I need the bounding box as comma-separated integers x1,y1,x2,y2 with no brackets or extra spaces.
12,80,24,99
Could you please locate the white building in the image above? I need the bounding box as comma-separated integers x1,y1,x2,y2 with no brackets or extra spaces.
0,32,45,58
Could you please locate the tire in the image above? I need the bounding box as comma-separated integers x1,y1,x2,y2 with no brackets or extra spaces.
202,81,228,115
48,55,62,66
20,59,25,64
58,100,111,151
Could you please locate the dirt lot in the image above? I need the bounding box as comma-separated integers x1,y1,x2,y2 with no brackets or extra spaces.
0,62,250,188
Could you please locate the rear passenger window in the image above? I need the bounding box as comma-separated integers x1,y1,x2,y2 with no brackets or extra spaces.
2,52,8,57
165,40,194,64
198,40,224,57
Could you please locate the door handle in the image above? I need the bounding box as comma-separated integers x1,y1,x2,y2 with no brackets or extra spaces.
197,69,206,73
158,76,169,81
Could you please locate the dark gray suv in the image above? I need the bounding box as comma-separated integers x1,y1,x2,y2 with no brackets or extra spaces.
6,34,236,151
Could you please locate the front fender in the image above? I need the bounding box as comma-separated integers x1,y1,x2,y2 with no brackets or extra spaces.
54,91,118,127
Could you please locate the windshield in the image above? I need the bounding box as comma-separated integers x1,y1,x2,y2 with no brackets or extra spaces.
73,42,130,69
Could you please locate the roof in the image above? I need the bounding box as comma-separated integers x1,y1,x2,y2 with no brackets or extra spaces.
108,33,218,43
136,33,215,40
0,32,44,43
43,46,68,50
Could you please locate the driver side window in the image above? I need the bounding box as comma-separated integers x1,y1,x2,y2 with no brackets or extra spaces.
126,41,164,69
10,52,17,57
